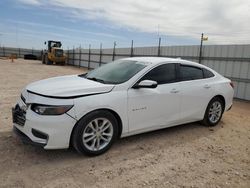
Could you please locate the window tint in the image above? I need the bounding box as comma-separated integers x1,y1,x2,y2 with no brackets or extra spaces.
203,68,214,78
180,65,203,81
141,63,176,84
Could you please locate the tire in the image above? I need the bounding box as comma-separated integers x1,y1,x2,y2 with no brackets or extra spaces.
42,55,45,64
202,97,224,126
45,54,52,65
71,110,118,156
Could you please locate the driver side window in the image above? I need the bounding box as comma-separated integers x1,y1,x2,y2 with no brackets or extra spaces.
141,63,177,84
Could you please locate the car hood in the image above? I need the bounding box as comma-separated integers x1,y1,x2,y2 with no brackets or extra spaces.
26,75,115,98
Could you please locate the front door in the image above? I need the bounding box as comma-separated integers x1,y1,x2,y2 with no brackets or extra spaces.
127,63,181,133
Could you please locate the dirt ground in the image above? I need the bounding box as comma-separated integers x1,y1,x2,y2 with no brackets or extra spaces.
0,59,249,188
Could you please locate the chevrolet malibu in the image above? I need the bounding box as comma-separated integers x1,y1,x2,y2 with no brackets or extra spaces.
12,57,234,155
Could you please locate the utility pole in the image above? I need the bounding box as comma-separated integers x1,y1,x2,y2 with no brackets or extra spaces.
158,37,161,57
198,33,204,64
198,33,208,64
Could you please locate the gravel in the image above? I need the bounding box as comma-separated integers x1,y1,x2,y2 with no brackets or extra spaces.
0,59,249,188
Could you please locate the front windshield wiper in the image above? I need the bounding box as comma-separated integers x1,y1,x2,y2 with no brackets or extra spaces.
86,77,106,84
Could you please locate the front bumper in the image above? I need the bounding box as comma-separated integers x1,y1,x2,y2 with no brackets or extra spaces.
13,126,46,147
12,97,77,149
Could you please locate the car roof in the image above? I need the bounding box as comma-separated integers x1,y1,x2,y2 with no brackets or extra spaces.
121,56,215,72
122,57,200,66
122,57,177,63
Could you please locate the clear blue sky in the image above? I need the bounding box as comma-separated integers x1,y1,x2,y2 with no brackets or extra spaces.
0,0,249,50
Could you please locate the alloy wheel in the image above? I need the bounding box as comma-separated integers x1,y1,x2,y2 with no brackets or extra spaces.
82,118,113,151
208,101,222,124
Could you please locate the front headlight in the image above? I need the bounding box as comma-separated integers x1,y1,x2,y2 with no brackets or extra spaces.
31,104,73,115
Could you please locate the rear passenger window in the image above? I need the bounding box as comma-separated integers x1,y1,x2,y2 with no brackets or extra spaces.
180,65,203,81
203,68,214,78
141,63,177,84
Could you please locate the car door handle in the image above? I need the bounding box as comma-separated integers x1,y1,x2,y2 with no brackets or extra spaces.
170,88,179,93
204,84,211,89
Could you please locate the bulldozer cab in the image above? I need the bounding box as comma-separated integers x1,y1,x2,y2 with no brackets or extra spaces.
45,40,62,53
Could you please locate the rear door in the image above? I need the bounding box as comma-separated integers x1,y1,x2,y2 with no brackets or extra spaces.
178,64,215,122
128,63,181,133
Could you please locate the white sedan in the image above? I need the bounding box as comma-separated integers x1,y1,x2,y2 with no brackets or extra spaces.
12,57,234,155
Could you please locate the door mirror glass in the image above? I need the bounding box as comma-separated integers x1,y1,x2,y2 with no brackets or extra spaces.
133,80,158,89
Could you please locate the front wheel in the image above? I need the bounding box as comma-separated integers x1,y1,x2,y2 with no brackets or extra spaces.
71,110,118,156
202,97,224,126
45,54,52,65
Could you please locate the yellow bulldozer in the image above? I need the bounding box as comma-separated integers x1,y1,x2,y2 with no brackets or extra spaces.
42,40,66,65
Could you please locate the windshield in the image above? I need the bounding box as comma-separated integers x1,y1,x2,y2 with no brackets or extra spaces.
84,60,147,84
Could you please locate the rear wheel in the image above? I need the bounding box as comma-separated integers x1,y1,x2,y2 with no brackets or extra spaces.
72,110,118,156
202,97,224,126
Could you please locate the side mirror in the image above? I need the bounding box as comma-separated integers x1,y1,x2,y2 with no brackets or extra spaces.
133,80,158,89
44,41,46,45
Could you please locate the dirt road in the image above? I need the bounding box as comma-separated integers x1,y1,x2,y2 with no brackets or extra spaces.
0,59,249,188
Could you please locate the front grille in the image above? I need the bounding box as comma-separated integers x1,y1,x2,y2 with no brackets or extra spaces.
12,104,26,126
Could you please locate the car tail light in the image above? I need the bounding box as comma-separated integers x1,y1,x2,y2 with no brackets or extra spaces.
230,81,234,89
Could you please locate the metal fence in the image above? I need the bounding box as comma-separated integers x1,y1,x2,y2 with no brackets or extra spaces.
0,47,41,59
67,44,250,100
0,45,249,100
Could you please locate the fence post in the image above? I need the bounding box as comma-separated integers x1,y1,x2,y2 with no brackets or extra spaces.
99,43,102,67
79,45,81,68
32,47,34,55
67,47,69,64
112,41,116,61
157,37,161,57
198,33,203,64
18,48,21,58
88,44,91,69
130,40,134,57
73,46,75,66
3,46,5,57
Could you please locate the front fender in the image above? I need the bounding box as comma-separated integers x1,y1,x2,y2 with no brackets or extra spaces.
73,91,129,135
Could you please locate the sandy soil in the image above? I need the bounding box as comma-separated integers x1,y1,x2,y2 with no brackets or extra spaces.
0,59,249,188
